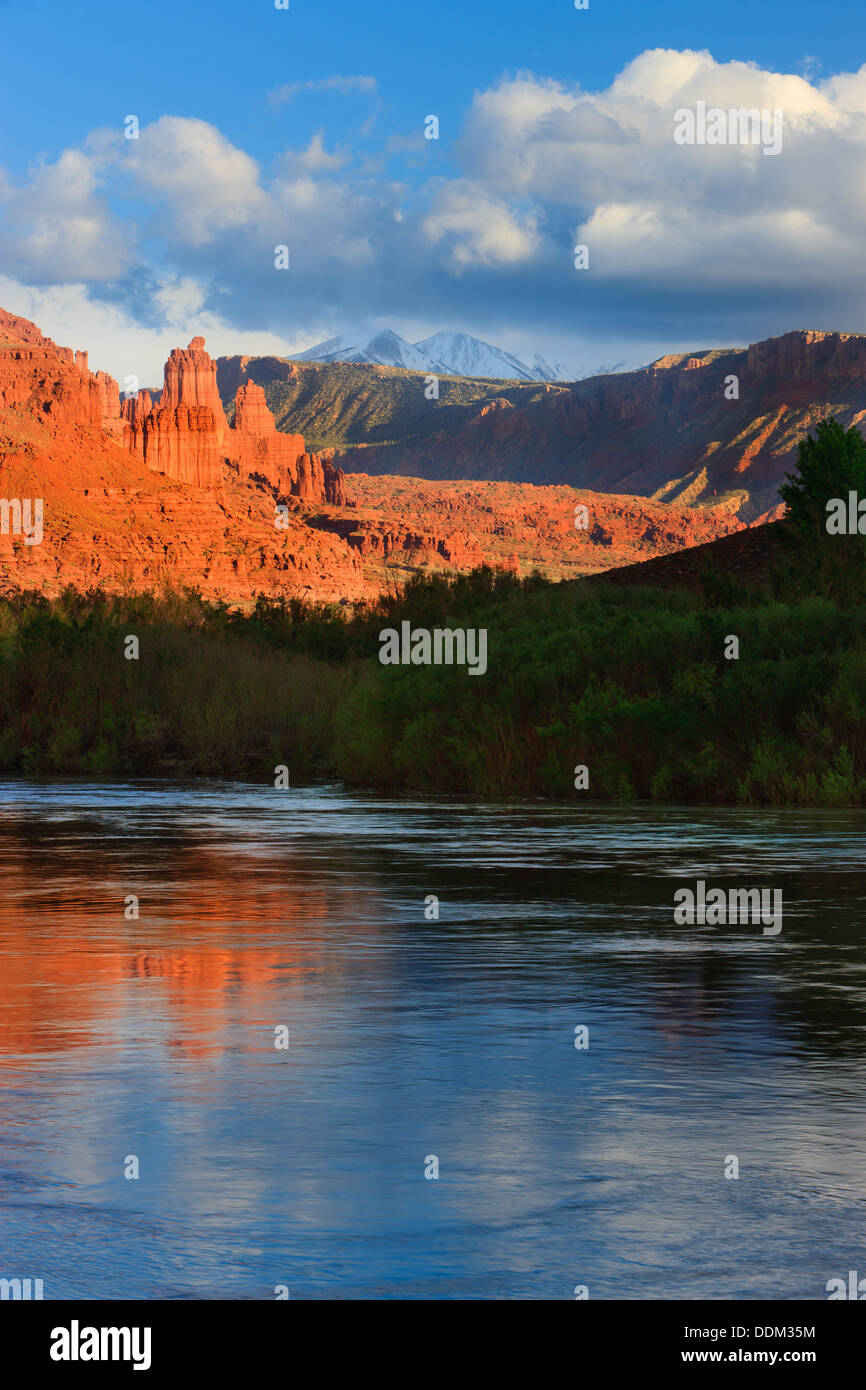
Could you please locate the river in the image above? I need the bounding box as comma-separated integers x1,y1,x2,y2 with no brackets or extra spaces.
0,781,864,1299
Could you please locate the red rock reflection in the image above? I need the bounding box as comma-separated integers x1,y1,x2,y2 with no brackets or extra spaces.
0,837,378,1061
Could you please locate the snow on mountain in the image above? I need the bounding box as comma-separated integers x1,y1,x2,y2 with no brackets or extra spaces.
414,332,538,382
294,327,541,380
292,328,645,383
566,358,648,381
293,329,440,374
530,353,569,382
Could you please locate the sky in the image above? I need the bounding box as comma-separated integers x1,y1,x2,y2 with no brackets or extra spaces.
1,0,865,381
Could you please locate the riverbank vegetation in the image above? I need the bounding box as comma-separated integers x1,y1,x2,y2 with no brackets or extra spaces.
1,418,865,804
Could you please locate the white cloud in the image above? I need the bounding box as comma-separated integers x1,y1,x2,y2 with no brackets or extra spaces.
122,117,269,245
454,50,866,297
422,182,542,270
269,75,378,107
5,50,866,370
0,147,130,281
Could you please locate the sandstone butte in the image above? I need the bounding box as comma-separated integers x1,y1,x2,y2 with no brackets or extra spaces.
0,306,744,603
120,334,346,504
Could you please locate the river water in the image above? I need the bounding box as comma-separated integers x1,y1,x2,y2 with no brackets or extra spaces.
0,781,864,1299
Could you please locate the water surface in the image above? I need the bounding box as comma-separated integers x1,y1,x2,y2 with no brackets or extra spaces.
0,781,864,1299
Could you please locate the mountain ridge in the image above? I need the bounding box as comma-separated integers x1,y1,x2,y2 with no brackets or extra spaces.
220,327,866,521
289,326,640,383
0,304,742,600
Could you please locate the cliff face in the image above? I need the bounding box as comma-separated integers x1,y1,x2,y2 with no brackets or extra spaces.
338,329,866,519
0,303,746,603
0,308,120,433
122,339,345,503
221,328,866,522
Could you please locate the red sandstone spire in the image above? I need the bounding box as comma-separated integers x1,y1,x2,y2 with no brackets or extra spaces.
120,336,346,503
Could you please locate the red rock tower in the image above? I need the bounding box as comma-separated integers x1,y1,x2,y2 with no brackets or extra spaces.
120,335,347,502
121,338,227,488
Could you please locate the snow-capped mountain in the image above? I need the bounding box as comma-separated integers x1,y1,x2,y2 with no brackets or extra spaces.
566,358,648,380
292,327,645,383
530,353,570,382
294,328,561,381
293,329,440,374
414,331,539,382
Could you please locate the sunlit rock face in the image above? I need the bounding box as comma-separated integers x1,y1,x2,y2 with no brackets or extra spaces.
121,338,345,503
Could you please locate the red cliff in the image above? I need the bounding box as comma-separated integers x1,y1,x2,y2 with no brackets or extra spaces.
0,308,120,433
121,338,226,487
122,338,345,503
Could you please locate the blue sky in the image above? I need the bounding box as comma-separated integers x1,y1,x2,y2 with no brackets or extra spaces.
1,0,864,379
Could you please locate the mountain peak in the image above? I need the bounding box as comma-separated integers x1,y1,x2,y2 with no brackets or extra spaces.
292,327,565,382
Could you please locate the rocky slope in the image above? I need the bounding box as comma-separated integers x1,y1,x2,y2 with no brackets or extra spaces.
589,519,785,591
122,337,345,502
0,307,742,602
222,329,866,522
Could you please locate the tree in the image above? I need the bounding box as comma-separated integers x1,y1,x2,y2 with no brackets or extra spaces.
780,417,866,535
777,417,866,600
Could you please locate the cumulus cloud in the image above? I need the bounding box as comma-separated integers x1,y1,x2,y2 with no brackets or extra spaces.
121,116,270,245
452,49,866,313
422,182,543,270
0,147,130,282
5,49,866,375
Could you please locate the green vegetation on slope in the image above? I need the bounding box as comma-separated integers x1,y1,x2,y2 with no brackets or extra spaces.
217,356,566,453
2,416,865,803
0,561,863,804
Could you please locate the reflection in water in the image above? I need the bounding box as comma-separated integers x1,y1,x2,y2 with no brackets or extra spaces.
0,782,865,1299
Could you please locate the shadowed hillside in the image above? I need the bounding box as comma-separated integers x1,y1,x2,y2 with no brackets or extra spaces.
222,331,866,522
216,354,566,452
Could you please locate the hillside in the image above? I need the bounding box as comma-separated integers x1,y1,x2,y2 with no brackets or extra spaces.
221,330,866,522
216,354,564,452
0,307,741,602
587,519,785,591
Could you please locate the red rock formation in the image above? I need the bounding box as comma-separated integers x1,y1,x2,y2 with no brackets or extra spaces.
120,389,152,449
231,378,303,484
0,309,120,433
290,448,344,506
0,308,52,349
161,337,227,417
0,304,747,604
123,338,346,503
228,380,345,502
233,380,278,437
121,338,226,487
93,370,120,421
